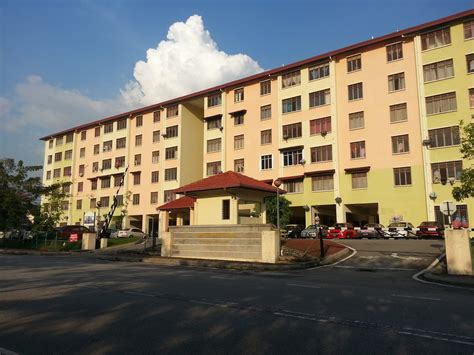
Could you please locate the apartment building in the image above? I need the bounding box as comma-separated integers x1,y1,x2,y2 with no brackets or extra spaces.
41,9,474,233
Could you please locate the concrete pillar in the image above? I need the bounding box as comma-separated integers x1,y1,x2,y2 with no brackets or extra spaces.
160,211,170,233
176,213,183,226
445,229,473,276
160,231,172,257
190,208,195,225
231,197,238,224
336,203,346,223
82,233,96,250
100,238,108,249
261,230,279,264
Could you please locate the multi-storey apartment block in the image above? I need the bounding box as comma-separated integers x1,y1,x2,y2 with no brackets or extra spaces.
41,9,474,233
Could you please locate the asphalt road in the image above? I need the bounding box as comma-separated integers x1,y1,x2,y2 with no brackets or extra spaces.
0,240,473,354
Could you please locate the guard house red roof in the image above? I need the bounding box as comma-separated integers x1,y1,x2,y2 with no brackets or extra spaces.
174,171,285,195
157,196,196,211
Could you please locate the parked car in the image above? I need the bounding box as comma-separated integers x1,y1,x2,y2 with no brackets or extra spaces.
387,222,414,238
416,221,444,239
300,225,329,238
55,225,91,240
327,223,359,239
111,228,148,239
359,223,385,239
283,224,305,238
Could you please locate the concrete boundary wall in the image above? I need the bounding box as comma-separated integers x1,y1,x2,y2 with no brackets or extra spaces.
445,229,473,276
161,224,279,264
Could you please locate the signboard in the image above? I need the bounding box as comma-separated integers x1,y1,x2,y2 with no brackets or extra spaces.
69,234,78,242
441,201,456,216
84,212,95,227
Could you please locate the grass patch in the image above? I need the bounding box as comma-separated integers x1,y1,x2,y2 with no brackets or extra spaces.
0,238,81,252
107,237,141,247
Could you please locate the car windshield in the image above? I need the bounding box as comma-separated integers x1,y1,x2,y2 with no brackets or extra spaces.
420,222,437,227
389,222,406,227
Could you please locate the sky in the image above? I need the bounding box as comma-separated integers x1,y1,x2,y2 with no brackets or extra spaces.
0,0,472,167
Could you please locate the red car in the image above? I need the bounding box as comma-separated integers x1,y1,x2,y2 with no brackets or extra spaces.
327,223,359,239
415,221,444,239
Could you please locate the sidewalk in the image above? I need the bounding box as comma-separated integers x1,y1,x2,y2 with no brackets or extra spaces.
422,260,474,289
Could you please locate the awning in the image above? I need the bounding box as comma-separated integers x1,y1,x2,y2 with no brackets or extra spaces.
305,169,336,177
228,109,247,116
278,145,304,152
344,166,371,174
203,114,222,121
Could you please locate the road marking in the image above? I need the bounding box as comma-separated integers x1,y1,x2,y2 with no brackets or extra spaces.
403,327,474,341
396,330,474,346
286,283,321,289
123,290,155,297
335,266,416,271
391,294,441,301
0,348,19,355
307,241,358,270
391,253,422,261
210,276,235,280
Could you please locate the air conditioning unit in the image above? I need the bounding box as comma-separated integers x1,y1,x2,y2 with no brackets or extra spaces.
422,138,431,146
79,173,84,177
321,131,328,137
283,134,289,140
162,133,168,138
92,167,98,172
299,159,306,165
219,126,224,131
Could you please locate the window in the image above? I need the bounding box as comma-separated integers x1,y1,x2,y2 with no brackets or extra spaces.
164,190,176,202
81,131,87,140
66,133,73,143
428,126,460,148
310,145,332,163
392,134,410,154
152,150,160,163
467,54,474,74
234,88,244,102
134,154,141,166
349,111,364,130
347,54,362,72
61,201,69,211
49,139,54,148
261,155,273,170
102,159,112,170
135,134,142,146
153,110,161,122
282,96,301,113
133,172,141,185
56,136,63,146
390,103,407,123
386,43,403,62
101,177,111,189
78,164,85,176
94,144,100,155
352,173,368,189
117,119,127,130
92,162,99,173
425,92,457,115
115,156,125,168
207,161,221,176
208,93,221,107
90,198,97,209
116,137,126,149
431,161,463,183
103,140,112,152
470,88,474,108
312,175,334,191
46,171,51,180
423,59,454,82
95,127,100,137
261,130,272,145
116,195,123,206
260,105,272,120
63,184,70,194
222,200,230,220
79,147,85,158
77,182,83,192
260,80,271,95
394,167,412,186
207,116,222,130
166,125,178,138
91,179,97,190
47,155,52,164
135,115,143,127
132,194,140,205
282,122,302,139
150,192,158,204
165,147,177,160
309,89,330,107
350,141,366,159
53,168,61,178
435,204,469,227
166,105,178,117
234,135,244,150
207,138,221,153
464,20,474,40
104,122,113,134
151,171,159,183
282,149,303,166
234,159,244,173
64,150,72,160
282,71,301,88
421,28,451,51
388,72,405,92
283,179,303,193
309,63,330,80
114,175,122,187
233,113,244,125
348,83,363,101
54,152,62,162
165,168,177,181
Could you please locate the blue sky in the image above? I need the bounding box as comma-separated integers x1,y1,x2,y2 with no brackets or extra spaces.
0,0,472,166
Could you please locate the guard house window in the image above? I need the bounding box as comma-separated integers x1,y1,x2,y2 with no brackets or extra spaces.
464,20,474,40
421,28,451,51
54,152,62,162
65,133,73,143
166,125,179,138
352,173,368,189
423,59,454,82
207,116,222,130
350,141,366,159
135,115,143,127
234,135,244,150
282,96,301,113
103,140,112,152
467,54,474,74
207,138,221,153
135,134,142,147
64,150,72,160
348,83,363,101
260,80,271,95
425,92,457,115
394,167,412,186
151,171,159,183
261,129,272,145
392,134,410,154
95,127,100,137
207,93,222,107
133,172,141,185
153,130,160,143
349,111,364,130
102,159,112,170
282,70,301,88
117,119,127,130
63,166,72,177
152,150,160,163
309,63,329,80
207,161,221,176
101,177,111,189
390,103,408,123
81,131,87,140
116,137,126,149
234,159,244,173
222,200,230,220
53,168,61,178
132,194,140,205
260,105,271,120
309,89,330,107
167,105,179,118
153,110,161,122
310,116,332,135
282,149,303,166
261,155,272,170
165,147,177,160
234,88,244,102
134,154,141,166
283,179,303,193
431,161,463,183
386,43,403,62
388,72,405,92
47,155,52,164
165,168,177,181
311,145,332,163
49,139,54,148
428,126,460,148
164,190,176,202
80,147,85,158
234,113,244,125
347,54,361,72
56,136,63,146
150,192,158,204
115,156,125,168
282,122,302,139
104,122,113,134
312,175,334,191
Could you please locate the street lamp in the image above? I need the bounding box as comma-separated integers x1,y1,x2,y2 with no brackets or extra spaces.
314,213,325,258
273,179,282,238
96,201,102,239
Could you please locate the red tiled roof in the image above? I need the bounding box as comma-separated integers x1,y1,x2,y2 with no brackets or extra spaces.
157,196,196,211
39,9,474,141
174,171,285,195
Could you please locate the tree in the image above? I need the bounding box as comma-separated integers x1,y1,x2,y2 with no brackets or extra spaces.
452,122,474,201
265,195,292,227
33,184,70,231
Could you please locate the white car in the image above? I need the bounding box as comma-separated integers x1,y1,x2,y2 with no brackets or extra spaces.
387,222,414,238
111,228,147,239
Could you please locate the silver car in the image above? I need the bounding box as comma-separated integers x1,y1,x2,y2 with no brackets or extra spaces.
387,222,414,238
300,225,328,238
111,228,147,239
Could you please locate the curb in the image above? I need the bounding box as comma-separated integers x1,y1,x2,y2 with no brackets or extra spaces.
422,271,474,289
320,247,351,266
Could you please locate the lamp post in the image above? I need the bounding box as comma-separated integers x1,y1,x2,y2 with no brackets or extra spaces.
315,213,325,258
273,179,282,238
96,201,102,239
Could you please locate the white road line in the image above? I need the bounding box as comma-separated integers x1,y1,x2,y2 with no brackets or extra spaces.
190,300,219,306
210,276,235,280
273,312,328,323
335,265,416,271
286,283,321,289
307,241,358,270
403,327,474,341
391,294,441,301
122,291,155,297
396,330,474,346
